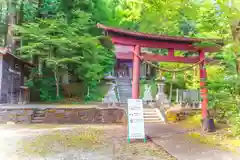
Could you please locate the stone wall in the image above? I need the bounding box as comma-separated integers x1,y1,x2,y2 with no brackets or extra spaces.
0,108,127,124
0,108,33,123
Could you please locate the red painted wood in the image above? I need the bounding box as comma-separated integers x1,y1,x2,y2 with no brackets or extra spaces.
141,53,200,63
116,52,200,63
97,23,223,45
168,48,174,57
112,36,197,51
116,52,132,60
112,36,219,53
199,50,208,119
132,45,140,99
116,52,217,65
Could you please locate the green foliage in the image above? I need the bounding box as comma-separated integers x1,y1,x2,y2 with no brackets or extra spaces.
16,0,114,101
25,68,63,101
36,77,63,101
0,0,7,46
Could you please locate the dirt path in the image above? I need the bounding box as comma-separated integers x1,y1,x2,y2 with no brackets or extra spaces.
0,124,175,160
145,123,240,160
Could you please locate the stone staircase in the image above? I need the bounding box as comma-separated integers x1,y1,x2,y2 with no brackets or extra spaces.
31,109,46,123
116,77,132,104
143,108,165,123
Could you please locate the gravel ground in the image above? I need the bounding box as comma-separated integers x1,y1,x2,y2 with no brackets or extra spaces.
0,124,175,160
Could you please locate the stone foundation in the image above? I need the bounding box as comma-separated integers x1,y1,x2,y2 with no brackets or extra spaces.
0,108,127,124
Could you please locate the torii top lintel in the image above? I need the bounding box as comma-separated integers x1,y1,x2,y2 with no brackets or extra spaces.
97,23,223,53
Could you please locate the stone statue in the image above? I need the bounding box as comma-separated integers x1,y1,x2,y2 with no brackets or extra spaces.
102,83,118,107
143,84,153,103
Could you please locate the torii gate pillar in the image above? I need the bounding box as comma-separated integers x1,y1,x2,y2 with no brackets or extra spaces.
132,45,141,99
199,50,215,131
199,50,208,119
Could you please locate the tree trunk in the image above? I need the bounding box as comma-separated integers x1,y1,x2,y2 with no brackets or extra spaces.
6,0,16,52
18,1,24,25
231,20,240,74
169,82,173,102
62,70,69,84
54,68,60,98
236,58,240,74
37,0,44,18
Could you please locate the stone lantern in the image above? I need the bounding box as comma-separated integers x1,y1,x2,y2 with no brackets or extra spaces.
155,77,167,104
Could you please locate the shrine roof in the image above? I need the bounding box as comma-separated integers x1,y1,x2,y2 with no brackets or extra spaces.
97,23,223,45
0,47,35,67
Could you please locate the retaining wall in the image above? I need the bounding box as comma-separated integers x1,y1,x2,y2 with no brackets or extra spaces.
0,108,126,124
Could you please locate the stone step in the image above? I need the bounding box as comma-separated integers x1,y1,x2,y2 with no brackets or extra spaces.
144,120,164,123
117,79,131,81
119,93,131,95
119,90,132,94
119,91,131,93
35,110,45,114
119,98,129,101
119,90,131,93
144,111,158,115
119,90,131,92
118,85,131,87
119,98,131,100
118,86,131,88
32,116,45,120
118,80,131,82
31,119,44,123
143,108,156,112
119,92,131,94
119,98,131,101
118,83,130,84
144,115,160,119
144,117,161,121
119,94,131,96
119,95,131,97
119,95,130,97
117,81,131,83
118,88,131,90
34,113,45,117
119,101,128,104
118,87,131,89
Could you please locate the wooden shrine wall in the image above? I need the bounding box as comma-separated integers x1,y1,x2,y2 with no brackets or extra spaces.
0,54,24,104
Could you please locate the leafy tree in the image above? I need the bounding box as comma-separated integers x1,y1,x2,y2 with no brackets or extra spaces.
15,1,114,100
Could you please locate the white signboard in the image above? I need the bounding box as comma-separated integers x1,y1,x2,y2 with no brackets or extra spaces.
127,99,145,141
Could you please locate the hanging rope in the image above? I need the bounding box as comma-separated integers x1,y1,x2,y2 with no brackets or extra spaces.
172,72,176,81
135,53,221,73
140,57,204,72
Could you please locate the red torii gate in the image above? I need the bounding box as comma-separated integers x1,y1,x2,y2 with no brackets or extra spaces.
97,24,222,129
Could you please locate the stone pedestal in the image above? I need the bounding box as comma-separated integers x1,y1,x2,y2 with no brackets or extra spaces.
155,82,169,104
155,79,170,111
143,84,153,103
